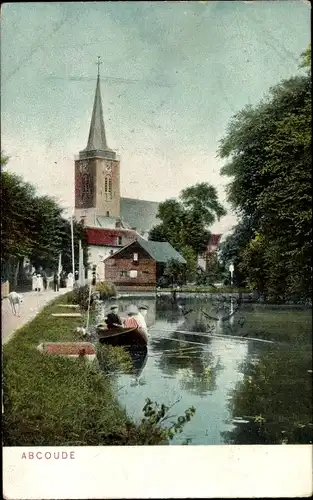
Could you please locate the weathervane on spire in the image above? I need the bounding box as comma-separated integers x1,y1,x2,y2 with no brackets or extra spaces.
96,56,102,77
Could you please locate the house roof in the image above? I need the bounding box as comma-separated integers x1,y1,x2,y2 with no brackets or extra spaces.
104,237,186,264
86,227,137,246
120,197,159,234
138,238,186,264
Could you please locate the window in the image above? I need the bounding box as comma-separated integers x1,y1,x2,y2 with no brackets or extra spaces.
109,250,114,255
129,270,138,278
82,173,91,202
106,211,110,217
104,175,112,200
120,270,128,277
118,236,122,245
133,253,138,261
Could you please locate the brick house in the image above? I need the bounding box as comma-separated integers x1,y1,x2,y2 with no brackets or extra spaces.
85,220,138,280
104,238,186,291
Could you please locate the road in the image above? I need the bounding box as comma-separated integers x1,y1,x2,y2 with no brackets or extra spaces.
1,289,70,345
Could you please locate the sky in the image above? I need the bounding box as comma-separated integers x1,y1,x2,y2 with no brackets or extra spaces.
1,1,310,233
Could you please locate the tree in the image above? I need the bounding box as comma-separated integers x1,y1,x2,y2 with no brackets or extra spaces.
218,216,255,287
218,47,312,300
149,182,226,257
300,44,311,69
163,258,185,286
27,195,64,271
1,155,88,284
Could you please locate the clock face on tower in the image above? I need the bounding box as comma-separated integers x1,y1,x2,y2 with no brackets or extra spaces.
79,160,89,174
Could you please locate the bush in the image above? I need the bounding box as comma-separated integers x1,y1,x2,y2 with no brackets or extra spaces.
95,281,117,300
67,284,95,311
96,343,133,374
125,398,196,445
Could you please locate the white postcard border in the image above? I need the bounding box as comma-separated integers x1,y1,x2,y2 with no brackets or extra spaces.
3,445,313,499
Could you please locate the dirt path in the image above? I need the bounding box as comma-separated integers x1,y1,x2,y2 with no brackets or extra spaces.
1,289,71,345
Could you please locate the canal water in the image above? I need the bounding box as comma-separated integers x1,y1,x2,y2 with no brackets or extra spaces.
100,296,312,445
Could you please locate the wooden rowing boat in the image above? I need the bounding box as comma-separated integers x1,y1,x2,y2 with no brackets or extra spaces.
96,324,148,346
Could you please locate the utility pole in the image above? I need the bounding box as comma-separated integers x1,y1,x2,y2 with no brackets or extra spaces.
70,215,75,279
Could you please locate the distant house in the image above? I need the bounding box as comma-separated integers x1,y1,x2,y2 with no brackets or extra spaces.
85,217,138,280
104,238,186,291
207,234,222,253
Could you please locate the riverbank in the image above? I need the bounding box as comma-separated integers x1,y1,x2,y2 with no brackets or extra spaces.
2,295,137,445
2,293,190,446
117,289,312,306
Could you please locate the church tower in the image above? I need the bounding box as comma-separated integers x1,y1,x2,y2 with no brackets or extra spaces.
74,58,120,225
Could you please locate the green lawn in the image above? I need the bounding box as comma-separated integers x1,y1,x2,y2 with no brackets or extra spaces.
2,294,152,445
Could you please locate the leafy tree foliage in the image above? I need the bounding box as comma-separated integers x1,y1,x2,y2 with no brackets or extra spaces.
218,216,255,287
149,183,226,278
218,47,312,301
163,258,185,286
1,156,88,281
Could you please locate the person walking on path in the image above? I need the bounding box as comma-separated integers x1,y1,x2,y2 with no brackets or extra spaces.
36,274,43,292
53,271,59,292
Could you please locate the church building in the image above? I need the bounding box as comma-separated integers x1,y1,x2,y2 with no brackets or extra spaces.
74,63,159,280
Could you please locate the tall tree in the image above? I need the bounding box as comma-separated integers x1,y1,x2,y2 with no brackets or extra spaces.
149,182,226,256
1,155,88,282
218,47,312,300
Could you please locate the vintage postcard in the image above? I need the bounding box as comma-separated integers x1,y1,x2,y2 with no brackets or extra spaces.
2,1,312,498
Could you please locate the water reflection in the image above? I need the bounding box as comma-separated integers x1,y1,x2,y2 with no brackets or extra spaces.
99,296,312,445
125,346,148,378
222,345,313,444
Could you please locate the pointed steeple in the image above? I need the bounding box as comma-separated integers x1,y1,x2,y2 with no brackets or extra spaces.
80,57,115,159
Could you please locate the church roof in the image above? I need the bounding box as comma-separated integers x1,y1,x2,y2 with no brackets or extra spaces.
96,216,130,229
81,70,115,158
120,197,159,234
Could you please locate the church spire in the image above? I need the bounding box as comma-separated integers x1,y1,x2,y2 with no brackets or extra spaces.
81,57,114,158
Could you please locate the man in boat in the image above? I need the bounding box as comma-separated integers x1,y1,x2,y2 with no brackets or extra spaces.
137,305,149,337
105,305,123,329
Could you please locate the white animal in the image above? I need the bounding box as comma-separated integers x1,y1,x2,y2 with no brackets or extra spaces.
75,326,91,338
7,291,24,316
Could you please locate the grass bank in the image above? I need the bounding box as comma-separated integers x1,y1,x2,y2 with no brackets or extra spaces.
2,294,131,445
3,293,195,446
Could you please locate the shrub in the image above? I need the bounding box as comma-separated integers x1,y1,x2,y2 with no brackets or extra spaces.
96,343,133,374
95,281,117,301
126,398,196,445
67,284,95,310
